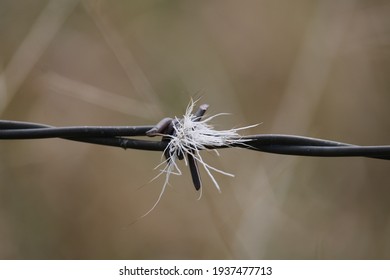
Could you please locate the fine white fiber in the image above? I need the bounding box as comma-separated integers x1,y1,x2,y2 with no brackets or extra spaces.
143,100,256,217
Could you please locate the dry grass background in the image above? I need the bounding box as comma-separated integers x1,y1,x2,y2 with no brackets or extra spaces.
0,0,390,259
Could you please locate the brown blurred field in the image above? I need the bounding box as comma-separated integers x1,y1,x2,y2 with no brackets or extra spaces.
0,0,390,259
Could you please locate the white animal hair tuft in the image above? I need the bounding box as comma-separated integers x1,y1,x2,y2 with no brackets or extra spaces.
142,99,256,217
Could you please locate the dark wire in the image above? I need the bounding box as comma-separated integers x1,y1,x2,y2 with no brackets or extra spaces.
237,136,390,160
0,120,164,151
1,120,390,160
0,120,153,137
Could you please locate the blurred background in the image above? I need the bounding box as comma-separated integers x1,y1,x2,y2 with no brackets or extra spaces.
0,0,390,259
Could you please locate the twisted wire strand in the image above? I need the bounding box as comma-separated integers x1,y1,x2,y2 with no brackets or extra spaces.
0,120,389,160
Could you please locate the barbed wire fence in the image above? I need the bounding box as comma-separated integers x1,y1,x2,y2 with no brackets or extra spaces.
1,118,390,158
1,103,390,191
1,111,389,156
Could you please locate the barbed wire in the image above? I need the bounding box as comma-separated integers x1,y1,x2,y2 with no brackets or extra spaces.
1,118,389,160
2,102,389,197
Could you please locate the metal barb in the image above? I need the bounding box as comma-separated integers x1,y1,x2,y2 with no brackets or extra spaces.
145,118,173,137
187,103,209,191
146,104,210,191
